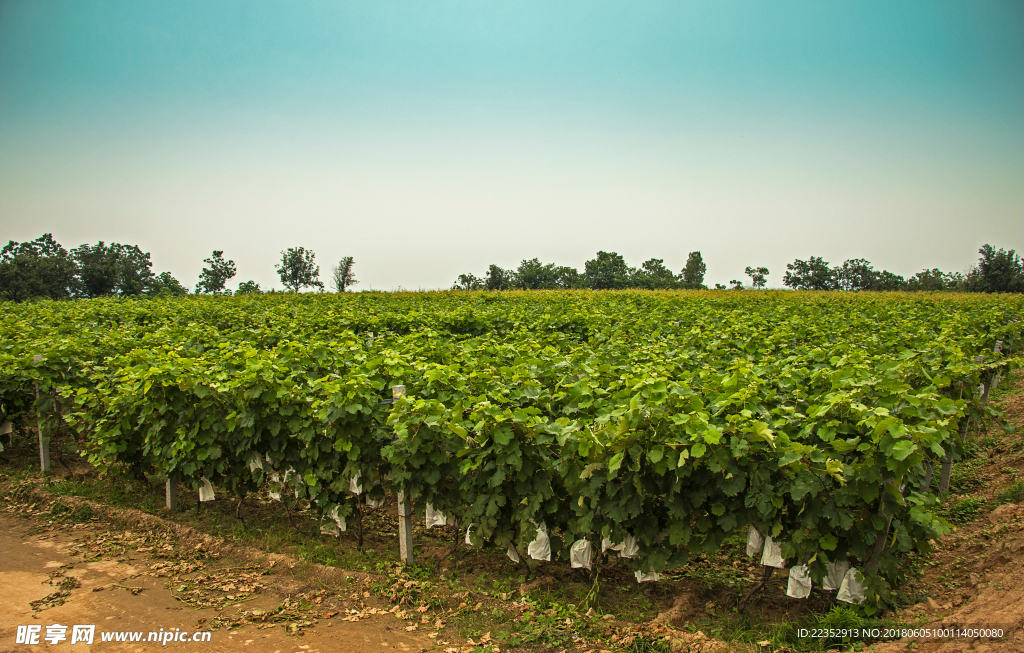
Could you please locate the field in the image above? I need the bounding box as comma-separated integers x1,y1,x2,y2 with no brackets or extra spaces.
1,290,1023,652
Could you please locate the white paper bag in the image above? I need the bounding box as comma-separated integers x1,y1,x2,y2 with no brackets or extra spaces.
837,567,866,604
269,472,282,501
248,456,263,473
619,535,639,558
570,539,593,570
787,565,812,598
199,479,215,502
284,467,302,499
760,536,785,568
425,503,448,528
527,522,551,562
319,505,346,537
635,569,661,583
465,524,476,546
823,560,850,591
348,472,362,495
506,543,521,563
746,525,765,557
601,534,639,558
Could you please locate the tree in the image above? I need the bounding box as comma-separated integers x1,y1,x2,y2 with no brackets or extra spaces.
554,266,584,289
276,247,323,293
331,257,358,292
515,258,568,289
584,251,633,289
71,242,156,298
968,245,1024,293
71,242,120,297
484,264,514,290
148,271,189,296
452,273,484,290
906,268,959,291
783,256,836,290
114,244,156,296
635,258,678,289
196,250,237,295
835,258,876,291
744,266,769,289
680,252,706,289
729,279,744,290
236,280,261,295
0,233,77,302
870,270,906,291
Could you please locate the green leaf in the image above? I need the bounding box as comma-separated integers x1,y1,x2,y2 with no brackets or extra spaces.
608,451,626,474
647,446,665,465
891,440,917,461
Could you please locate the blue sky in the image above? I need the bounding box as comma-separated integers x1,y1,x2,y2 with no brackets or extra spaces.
1,1,1021,290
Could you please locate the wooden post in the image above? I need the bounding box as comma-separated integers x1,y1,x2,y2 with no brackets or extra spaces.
33,355,50,474
392,384,414,565
165,478,177,511
990,341,1004,395
939,417,968,497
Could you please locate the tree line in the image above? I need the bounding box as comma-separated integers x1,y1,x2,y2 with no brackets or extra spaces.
780,246,1024,293
454,245,1023,294
2,233,1021,302
454,251,708,290
0,234,359,301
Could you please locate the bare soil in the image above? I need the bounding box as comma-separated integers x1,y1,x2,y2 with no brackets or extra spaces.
0,510,433,653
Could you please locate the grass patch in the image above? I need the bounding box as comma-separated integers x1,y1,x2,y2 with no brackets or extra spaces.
943,496,987,524
996,481,1024,506
990,368,1023,402
46,501,96,524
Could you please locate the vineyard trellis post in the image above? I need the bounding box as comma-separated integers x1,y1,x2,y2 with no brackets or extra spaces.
33,354,50,474
939,340,1005,497
166,478,177,511
392,384,415,565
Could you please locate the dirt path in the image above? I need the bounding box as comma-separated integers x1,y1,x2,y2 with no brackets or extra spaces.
0,514,433,653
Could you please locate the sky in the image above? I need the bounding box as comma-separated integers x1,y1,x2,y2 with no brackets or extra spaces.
1,1,1022,291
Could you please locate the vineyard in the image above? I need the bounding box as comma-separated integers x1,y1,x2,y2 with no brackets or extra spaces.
1,290,1021,619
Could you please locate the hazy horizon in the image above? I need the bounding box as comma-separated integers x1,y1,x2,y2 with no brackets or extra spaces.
2,1,1022,291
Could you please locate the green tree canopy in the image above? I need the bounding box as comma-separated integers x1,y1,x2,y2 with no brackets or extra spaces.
236,280,261,295
584,251,633,289
148,271,189,296
196,250,237,295
634,258,678,289
0,233,77,301
744,266,769,289
680,251,706,289
452,273,484,290
276,247,323,293
484,264,514,290
906,268,960,291
72,242,156,298
331,257,358,292
513,258,561,289
783,256,836,290
967,245,1024,293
